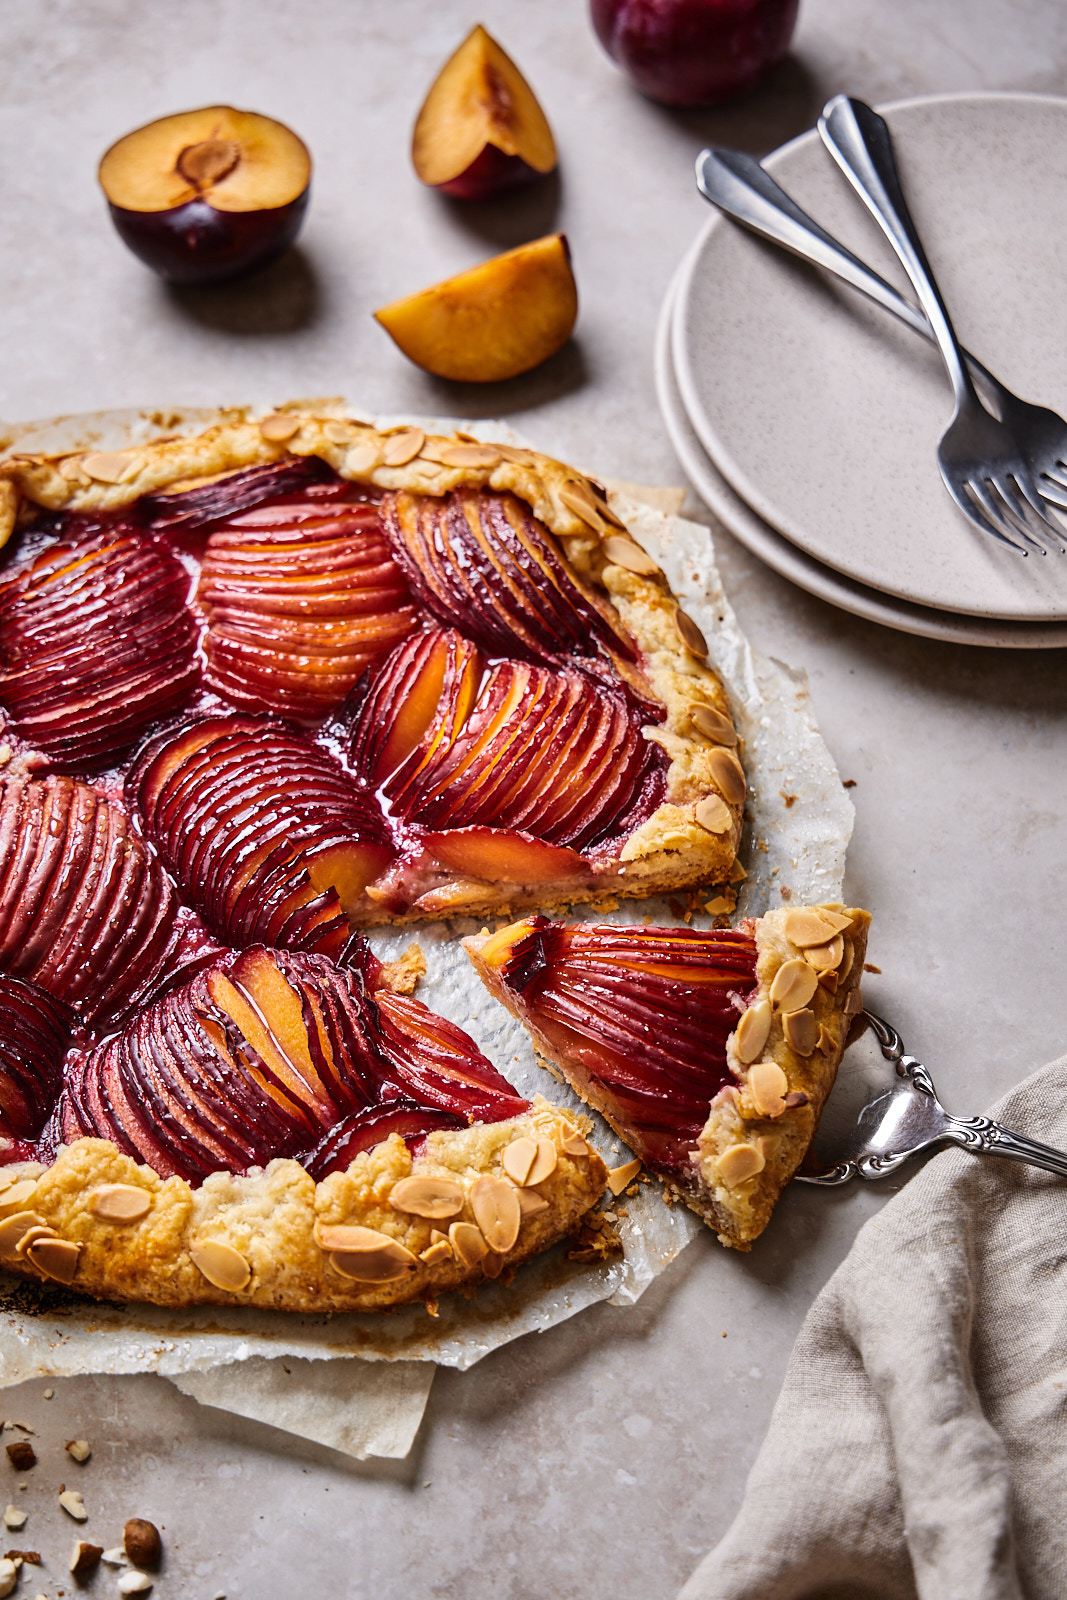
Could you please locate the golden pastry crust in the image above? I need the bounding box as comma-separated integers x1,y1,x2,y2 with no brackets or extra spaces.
464,903,869,1252
0,409,744,918
0,1099,606,1310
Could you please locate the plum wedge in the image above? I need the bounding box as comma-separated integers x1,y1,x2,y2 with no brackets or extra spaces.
466,904,871,1249
0,523,199,767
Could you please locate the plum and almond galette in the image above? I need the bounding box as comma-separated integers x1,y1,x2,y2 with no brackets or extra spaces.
0,410,852,1307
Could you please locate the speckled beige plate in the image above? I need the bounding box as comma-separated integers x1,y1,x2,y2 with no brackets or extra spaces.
673,92,1067,622
657,258,1067,648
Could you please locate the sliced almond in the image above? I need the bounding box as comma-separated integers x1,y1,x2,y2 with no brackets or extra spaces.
769,958,819,1013
0,1180,38,1218
817,1023,836,1054
674,609,708,658
694,795,731,835
329,1240,418,1283
258,413,301,442
345,441,381,474
838,938,855,980
88,1184,152,1223
80,451,134,484
717,1143,766,1184
705,895,734,915
501,1136,537,1186
560,1128,590,1157
481,1250,504,1279
428,442,501,469
803,935,844,973
525,1137,558,1186
606,1158,642,1196
690,703,738,746
783,908,854,948
844,986,863,1016
782,1008,818,1056
495,443,534,465
448,1221,488,1269
389,1176,464,1220
418,1240,452,1266
734,999,771,1064
382,428,426,466
559,481,605,530
15,1225,57,1258
707,748,746,806
748,1060,789,1117
322,420,351,444
516,1189,550,1218
470,1175,521,1253
602,535,658,576
58,456,90,483
0,1212,46,1257
189,1239,251,1293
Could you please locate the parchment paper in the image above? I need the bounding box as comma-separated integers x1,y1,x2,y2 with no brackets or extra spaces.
0,406,854,1458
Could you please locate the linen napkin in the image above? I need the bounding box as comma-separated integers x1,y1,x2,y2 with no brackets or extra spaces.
680,1055,1067,1600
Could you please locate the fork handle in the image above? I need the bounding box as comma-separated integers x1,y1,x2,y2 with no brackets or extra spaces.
694,149,1001,396
937,1114,1067,1178
818,95,980,413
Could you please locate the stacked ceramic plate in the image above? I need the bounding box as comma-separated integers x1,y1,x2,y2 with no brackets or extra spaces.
656,91,1067,647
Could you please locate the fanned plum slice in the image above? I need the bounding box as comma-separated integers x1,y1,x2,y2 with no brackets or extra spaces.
300,1102,466,1182
54,944,529,1186
129,713,394,957
356,643,665,852
0,975,73,1139
0,772,182,1026
380,488,633,665
196,494,417,721
142,457,334,530
467,918,758,1171
372,989,530,1124
0,524,199,767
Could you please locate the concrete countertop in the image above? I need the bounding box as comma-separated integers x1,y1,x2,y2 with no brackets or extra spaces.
0,1,1064,1595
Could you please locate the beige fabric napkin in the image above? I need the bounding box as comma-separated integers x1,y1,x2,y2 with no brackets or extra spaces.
680,1056,1067,1600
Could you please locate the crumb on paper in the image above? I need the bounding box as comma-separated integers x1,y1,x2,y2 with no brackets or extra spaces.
377,942,427,994
863,963,882,974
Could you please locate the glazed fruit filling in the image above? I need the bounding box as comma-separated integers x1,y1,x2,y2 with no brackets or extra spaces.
43,944,528,1185
487,918,759,1170
0,460,672,1181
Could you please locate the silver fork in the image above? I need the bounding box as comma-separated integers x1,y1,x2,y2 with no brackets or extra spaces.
694,148,1067,544
816,94,1066,556
796,1012,1067,1185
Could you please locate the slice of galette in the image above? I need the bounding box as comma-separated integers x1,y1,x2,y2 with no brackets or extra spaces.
465,904,870,1249
0,412,746,926
0,945,605,1311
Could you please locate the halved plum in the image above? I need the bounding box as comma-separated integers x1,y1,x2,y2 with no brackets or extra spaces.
196,493,416,721
129,713,394,956
0,975,73,1139
0,524,199,768
0,772,183,1026
379,488,632,666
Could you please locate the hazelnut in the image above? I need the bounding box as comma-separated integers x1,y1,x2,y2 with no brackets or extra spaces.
65,1439,92,1463
69,1540,103,1580
4,1444,34,1472
123,1518,162,1570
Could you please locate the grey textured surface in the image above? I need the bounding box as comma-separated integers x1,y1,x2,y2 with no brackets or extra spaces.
0,2,1065,1596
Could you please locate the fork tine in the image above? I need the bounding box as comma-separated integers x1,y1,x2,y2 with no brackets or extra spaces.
1010,468,1066,537
959,477,1032,554
1039,473,1067,510
988,476,1057,553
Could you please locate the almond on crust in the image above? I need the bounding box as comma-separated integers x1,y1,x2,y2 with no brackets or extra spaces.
465,903,869,1252
0,410,744,920
0,1099,606,1310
